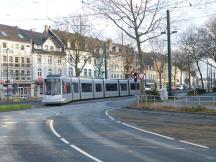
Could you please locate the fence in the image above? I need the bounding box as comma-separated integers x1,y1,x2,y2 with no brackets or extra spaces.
136,95,216,108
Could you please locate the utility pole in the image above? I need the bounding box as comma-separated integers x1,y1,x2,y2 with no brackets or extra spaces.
104,42,108,79
167,10,172,97
207,60,209,92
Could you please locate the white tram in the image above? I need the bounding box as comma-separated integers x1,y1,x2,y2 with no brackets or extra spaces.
42,75,140,105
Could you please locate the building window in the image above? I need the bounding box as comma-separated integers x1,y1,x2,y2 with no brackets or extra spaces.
69,55,73,62
58,69,62,75
48,69,52,75
2,42,7,48
21,70,25,76
58,57,61,64
10,70,13,76
21,57,24,63
15,57,19,63
44,45,48,50
26,70,30,76
94,71,97,78
88,69,91,77
21,45,25,50
48,56,52,63
37,55,41,63
9,56,13,62
112,46,116,51
38,68,42,76
84,69,87,77
15,44,19,50
50,46,54,51
68,67,73,76
3,56,7,62
18,34,24,39
26,58,30,63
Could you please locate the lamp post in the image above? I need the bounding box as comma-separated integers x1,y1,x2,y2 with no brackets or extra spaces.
6,48,9,101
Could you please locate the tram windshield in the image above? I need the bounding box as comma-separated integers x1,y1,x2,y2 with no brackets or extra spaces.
44,78,61,95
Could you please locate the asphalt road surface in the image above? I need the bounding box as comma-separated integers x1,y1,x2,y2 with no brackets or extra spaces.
0,97,216,162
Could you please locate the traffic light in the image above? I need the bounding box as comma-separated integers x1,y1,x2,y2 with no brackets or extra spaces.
134,72,137,82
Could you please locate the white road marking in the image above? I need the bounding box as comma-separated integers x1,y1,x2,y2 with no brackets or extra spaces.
49,120,103,162
70,145,103,162
105,109,209,149
179,140,209,149
105,109,174,140
50,120,61,138
105,110,108,116
108,116,115,121
60,138,70,144
120,122,175,140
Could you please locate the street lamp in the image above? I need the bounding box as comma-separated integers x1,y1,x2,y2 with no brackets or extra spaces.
6,48,9,101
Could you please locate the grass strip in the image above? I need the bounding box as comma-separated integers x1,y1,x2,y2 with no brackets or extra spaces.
0,104,32,112
131,103,216,114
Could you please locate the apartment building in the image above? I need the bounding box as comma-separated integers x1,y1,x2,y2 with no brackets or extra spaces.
0,24,32,99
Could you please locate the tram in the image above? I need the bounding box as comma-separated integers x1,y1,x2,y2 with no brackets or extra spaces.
42,75,140,104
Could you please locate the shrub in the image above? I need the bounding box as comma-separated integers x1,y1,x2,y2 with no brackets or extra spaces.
145,90,159,96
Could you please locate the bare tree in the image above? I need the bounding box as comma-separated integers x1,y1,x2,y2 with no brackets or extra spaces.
93,49,105,78
121,46,135,79
54,14,101,77
172,50,187,85
152,52,167,89
86,0,168,93
181,28,205,90
199,18,216,62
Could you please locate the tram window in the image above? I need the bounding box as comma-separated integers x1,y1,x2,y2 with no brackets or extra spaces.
44,78,61,95
82,83,92,92
95,84,102,92
73,83,79,93
130,83,139,90
106,83,117,91
66,82,71,93
120,84,127,91
137,83,140,90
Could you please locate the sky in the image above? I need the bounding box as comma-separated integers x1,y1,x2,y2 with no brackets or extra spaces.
0,0,216,44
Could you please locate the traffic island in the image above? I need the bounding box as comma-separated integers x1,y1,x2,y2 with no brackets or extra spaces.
0,104,32,112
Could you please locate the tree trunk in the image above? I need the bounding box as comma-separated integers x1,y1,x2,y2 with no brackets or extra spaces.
135,34,145,94
180,69,183,85
196,61,204,90
159,73,162,89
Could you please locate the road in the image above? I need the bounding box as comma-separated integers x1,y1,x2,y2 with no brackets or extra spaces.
0,97,215,162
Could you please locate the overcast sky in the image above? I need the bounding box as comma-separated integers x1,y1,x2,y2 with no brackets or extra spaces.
0,0,216,44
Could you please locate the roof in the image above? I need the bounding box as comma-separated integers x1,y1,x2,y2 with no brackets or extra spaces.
0,24,48,44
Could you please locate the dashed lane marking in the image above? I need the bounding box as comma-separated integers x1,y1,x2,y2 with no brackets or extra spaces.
49,119,104,162
70,145,103,162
